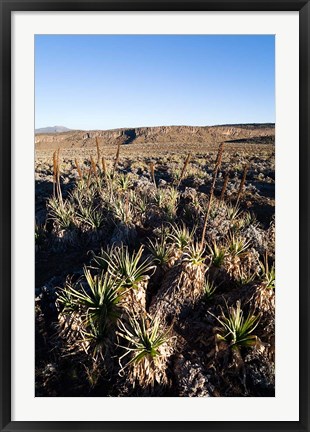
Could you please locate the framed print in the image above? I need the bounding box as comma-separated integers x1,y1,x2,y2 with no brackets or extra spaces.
1,1,309,431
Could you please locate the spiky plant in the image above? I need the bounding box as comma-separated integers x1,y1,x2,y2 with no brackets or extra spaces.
90,248,110,272
227,232,251,257
236,269,256,286
137,193,149,213
117,314,173,388
78,316,110,361
209,198,223,220
161,187,179,220
117,173,132,191
106,246,155,314
72,176,88,194
57,269,124,359
235,210,257,230
58,268,123,325
168,222,195,251
153,189,166,208
171,167,182,183
47,197,75,230
102,245,155,290
207,240,227,268
35,223,46,248
76,204,105,230
209,301,260,349
204,277,217,300
69,182,97,207
147,234,171,267
226,203,242,221
128,190,148,219
111,196,134,225
183,242,206,266
259,257,275,290
167,186,179,205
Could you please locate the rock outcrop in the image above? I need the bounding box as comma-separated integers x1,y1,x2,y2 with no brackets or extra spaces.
35,124,275,150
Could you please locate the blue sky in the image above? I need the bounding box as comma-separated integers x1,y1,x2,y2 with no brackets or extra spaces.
35,35,275,130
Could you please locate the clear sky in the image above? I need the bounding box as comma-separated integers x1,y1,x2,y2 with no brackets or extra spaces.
35,35,275,130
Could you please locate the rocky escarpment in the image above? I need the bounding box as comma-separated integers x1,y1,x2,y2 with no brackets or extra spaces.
35,124,275,150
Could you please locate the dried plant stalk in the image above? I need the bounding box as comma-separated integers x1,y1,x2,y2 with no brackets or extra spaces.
101,156,107,179
56,149,60,199
55,148,63,205
75,158,83,180
215,144,224,167
86,167,92,188
177,153,191,187
113,142,121,177
150,162,156,188
201,142,224,247
265,249,269,274
90,156,98,180
236,163,249,204
220,172,229,201
52,151,57,197
96,137,101,164
124,194,129,220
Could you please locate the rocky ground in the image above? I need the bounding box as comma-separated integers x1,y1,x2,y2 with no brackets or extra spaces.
35,138,275,397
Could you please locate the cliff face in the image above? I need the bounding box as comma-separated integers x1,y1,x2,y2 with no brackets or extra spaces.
35,124,275,150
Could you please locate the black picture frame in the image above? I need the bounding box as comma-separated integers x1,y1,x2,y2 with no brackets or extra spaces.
1,1,309,431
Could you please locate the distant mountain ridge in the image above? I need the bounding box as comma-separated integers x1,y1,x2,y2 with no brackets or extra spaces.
35,124,275,149
35,126,72,134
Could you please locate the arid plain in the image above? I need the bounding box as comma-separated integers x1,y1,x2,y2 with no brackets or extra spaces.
35,124,275,397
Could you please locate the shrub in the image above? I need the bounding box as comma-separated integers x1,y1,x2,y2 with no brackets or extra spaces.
204,277,217,300
101,245,155,290
117,314,173,387
168,222,196,251
47,197,75,230
259,258,275,289
209,301,260,349
207,240,227,268
227,232,250,257
147,232,171,266
57,268,124,359
183,242,205,266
